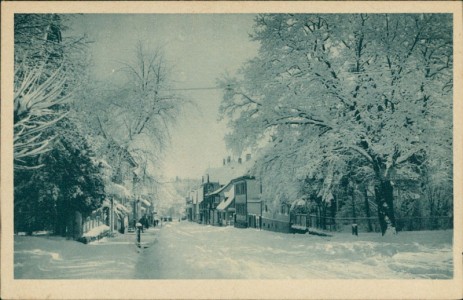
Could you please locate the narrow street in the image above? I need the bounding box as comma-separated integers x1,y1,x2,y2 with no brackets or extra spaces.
14,221,452,279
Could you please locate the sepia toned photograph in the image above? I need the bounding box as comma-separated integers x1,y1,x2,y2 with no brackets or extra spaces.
1,1,462,299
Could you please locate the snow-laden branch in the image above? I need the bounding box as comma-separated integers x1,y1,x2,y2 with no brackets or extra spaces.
14,64,71,168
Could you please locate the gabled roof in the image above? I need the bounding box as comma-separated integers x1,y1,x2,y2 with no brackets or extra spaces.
207,181,233,197
217,186,235,211
216,196,234,211
230,175,255,183
206,175,256,197
204,159,254,185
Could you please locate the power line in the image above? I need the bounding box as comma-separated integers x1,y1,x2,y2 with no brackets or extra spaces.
160,70,410,92
170,86,222,91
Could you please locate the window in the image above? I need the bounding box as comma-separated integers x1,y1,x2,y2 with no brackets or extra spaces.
281,204,289,215
235,182,246,195
236,203,246,215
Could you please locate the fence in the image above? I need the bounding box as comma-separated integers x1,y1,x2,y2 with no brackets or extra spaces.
292,214,453,233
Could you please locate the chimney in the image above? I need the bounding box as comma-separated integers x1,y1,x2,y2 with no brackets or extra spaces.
238,157,242,164
202,176,204,183
223,158,226,166
227,156,231,163
207,174,210,183
246,153,251,161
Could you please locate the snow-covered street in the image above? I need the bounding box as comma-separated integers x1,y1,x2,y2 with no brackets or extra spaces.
15,221,453,279
14,230,156,279
136,222,453,279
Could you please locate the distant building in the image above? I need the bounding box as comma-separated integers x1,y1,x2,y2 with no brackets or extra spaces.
198,181,221,224
186,155,260,227
204,154,253,184
207,181,235,226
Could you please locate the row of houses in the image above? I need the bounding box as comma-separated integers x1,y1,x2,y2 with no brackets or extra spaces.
74,152,157,241
185,155,294,233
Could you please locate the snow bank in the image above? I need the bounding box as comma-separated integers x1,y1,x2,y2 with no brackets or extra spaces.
14,229,148,279
82,225,110,238
79,225,110,244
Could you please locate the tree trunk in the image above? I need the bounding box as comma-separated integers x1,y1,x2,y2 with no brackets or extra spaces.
74,211,83,239
55,206,67,237
374,179,397,235
350,185,356,222
321,203,327,230
363,185,373,232
330,196,337,230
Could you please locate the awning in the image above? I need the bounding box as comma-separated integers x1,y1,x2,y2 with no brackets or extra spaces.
115,203,130,215
139,198,151,206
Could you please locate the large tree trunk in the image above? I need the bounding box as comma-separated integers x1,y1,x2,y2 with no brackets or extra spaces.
374,179,397,235
370,156,397,236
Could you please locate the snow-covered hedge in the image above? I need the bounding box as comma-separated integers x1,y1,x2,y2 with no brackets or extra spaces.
291,224,308,234
307,227,332,237
78,225,110,244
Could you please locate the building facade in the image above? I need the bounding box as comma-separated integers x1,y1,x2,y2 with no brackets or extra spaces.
233,176,262,228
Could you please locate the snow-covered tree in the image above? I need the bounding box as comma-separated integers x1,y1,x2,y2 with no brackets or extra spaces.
219,14,452,235
74,41,188,204
14,14,89,169
14,118,105,235
95,41,185,150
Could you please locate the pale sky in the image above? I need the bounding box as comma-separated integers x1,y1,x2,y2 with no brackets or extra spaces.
72,14,259,179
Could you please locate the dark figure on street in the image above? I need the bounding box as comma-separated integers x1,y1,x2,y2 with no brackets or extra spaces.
139,215,149,232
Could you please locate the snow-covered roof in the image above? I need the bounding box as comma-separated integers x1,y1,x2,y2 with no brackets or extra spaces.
224,186,234,201
216,187,235,211
204,160,253,185
207,181,233,196
216,197,234,211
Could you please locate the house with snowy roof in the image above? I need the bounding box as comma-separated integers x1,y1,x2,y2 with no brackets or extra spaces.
205,174,262,228
203,154,254,185
198,154,265,228
206,181,236,226
185,177,219,224
185,192,194,221
188,187,202,223
198,176,221,225
232,176,262,228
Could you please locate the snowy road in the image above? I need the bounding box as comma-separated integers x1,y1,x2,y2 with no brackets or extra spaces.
14,221,453,279
14,231,151,279
134,221,453,279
